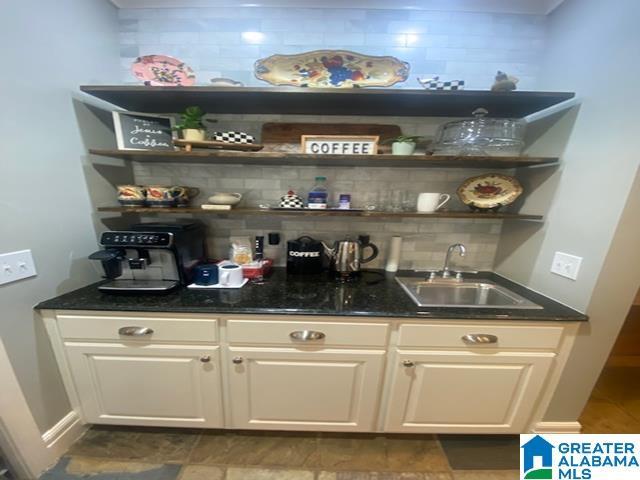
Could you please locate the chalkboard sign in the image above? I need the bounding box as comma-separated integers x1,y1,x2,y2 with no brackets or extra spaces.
112,111,177,151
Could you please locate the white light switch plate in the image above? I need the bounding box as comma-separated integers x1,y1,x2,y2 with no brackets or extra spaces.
550,251,582,280
0,250,37,286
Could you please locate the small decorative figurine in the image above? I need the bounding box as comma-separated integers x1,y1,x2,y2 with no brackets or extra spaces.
279,190,305,209
491,71,519,92
417,76,465,91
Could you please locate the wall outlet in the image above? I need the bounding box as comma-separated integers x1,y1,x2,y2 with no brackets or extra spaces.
550,251,582,280
0,250,37,286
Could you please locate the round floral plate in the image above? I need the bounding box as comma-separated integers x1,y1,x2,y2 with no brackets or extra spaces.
254,50,410,88
131,55,196,86
457,173,523,209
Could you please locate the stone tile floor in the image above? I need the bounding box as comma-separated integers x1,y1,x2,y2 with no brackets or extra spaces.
41,366,639,479
40,429,519,480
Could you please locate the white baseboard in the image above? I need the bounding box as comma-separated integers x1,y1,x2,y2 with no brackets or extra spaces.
533,421,582,434
41,411,88,457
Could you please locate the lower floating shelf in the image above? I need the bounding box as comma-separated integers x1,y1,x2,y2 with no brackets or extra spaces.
97,207,543,221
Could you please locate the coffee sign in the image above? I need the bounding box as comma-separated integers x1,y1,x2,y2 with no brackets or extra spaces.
113,111,177,151
301,135,379,155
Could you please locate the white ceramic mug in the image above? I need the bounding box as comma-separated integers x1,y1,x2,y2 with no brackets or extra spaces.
417,193,450,213
218,263,244,287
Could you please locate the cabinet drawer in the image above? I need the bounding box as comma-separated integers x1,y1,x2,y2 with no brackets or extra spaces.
397,323,564,350
227,319,389,347
57,314,218,343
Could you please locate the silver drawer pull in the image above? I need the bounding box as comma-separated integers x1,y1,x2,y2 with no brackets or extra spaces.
200,355,211,363
402,360,415,367
290,330,326,341
461,333,498,345
232,357,244,364
118,326,154,337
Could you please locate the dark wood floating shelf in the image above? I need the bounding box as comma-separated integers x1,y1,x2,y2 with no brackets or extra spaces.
90,149,558,169
97,206,543,221
80,86,575,118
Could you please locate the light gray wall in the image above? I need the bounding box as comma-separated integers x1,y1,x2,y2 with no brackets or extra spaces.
117,6,546,90
495,0,640,420
0,0,120,432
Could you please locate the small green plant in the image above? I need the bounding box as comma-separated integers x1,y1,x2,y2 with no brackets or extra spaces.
174,106,205,130
383,135,424,144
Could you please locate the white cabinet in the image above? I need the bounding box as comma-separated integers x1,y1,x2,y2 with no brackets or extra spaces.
65,343,224,428
227,347,386,431
384,350,555,433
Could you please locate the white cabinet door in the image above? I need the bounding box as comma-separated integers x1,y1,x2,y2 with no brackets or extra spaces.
65,343,224,428
227,347,386,431
384,350,555,433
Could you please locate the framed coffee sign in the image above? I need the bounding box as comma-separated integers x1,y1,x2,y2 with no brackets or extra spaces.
301,135,379,155
113,111,177,151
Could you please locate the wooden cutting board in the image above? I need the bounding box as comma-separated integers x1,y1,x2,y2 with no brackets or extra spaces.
261,122,402,152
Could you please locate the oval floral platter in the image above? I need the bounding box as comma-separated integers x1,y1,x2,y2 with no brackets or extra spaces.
131,55,196,86
255,50,410,88
457,173,523,210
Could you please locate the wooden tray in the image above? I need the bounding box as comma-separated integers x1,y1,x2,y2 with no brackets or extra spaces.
174,139,264,152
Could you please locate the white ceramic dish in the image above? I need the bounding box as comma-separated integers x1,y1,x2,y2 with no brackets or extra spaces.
207,192,243,206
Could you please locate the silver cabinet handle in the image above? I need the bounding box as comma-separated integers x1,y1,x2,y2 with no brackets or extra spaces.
118,326,154,336
200,355,211,363
232,357,244,364
461,334,498,345
402,360,415,367
289,330,326,341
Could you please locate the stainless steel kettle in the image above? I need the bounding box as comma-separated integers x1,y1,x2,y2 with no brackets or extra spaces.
322,235,379,277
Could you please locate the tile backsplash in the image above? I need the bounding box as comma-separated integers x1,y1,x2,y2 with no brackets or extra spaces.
118,6,546,90
133,114,506,271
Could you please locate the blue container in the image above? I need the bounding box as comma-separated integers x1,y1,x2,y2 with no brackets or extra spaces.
193,263,219,286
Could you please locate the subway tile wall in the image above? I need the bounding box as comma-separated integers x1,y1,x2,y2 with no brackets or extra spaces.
133,114,506,271
118,7,546,89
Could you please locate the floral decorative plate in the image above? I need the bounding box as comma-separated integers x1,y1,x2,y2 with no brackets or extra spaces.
131,55,196,86
255,50,410,88
457,174,523,210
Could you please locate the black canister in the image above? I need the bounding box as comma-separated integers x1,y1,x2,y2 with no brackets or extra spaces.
286,236,324,274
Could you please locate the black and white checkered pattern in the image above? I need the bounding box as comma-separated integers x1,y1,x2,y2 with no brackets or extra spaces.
279,194,305,208
212,131,255,144
423,79,465,91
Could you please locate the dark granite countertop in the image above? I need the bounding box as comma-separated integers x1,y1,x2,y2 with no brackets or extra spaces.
35,269,587,322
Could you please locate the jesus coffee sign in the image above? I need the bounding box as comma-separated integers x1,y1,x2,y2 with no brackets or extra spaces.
112,112,176,151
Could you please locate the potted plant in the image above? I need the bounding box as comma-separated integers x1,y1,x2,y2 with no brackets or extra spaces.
174,106,206,141
385,135,423,155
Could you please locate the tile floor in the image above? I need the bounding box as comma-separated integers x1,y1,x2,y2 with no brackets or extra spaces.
41,429,519,480
40,366,640,480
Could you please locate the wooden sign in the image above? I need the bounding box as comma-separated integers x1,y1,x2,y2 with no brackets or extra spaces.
301,135,379,155
113,111,177,151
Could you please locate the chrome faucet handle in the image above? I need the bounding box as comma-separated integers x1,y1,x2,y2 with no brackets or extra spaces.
453,270,479,281
423,269,440,280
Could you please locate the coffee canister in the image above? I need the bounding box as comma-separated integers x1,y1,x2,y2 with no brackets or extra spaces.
286,236,323,274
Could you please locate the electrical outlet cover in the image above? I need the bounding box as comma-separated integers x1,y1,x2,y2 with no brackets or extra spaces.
550,251,582,280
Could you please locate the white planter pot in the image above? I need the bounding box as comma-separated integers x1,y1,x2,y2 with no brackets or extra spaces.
392,142,416,155
182,129,206,141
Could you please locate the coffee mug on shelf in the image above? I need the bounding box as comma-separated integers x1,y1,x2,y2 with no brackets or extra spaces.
193,263,219,286
145,186,183,207
117,185,146,206
417,193,451,213
175,187,200,207
219,263,245,287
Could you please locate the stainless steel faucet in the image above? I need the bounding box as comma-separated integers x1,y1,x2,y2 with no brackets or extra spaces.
442,243,466,278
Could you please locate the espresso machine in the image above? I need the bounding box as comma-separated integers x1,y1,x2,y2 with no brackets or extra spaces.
89,222,207,292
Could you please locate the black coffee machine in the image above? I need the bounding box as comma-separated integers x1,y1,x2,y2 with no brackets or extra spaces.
89,222,207,292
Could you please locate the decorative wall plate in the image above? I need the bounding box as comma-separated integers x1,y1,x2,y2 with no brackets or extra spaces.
131,55,196,86
255,50,410,88
457,173,523,210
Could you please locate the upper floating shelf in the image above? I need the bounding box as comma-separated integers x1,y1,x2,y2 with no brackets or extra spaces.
80,86,575,118
89,149,558,169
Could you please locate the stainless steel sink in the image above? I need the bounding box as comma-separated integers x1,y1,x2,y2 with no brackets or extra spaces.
396,277,543,309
